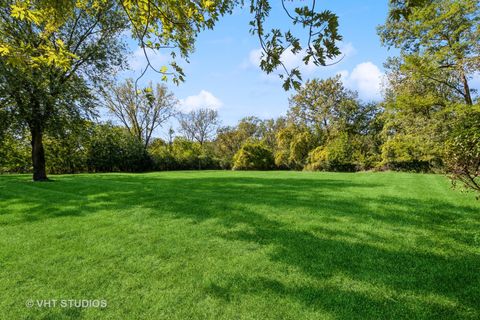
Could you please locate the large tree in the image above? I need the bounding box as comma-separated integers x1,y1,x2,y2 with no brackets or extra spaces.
380,56,458,171
0,1,127,180
0,0,342,180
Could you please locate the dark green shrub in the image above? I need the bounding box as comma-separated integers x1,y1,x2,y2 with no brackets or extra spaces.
87,124,152,172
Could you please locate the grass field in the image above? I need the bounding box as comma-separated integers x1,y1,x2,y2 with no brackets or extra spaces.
0,171,479,319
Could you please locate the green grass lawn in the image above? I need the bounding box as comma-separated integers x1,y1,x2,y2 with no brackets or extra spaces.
0,171,479,319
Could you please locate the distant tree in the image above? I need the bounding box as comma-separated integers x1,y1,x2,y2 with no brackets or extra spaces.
0,107,12,144
305,132,356,172
167,127,175,148
352,104,384,170
215,126,246,168
215,117,286,168
44,120,93,174
179,108,220,146
103,79,177,149
216,116,264,152
287,76,381,170
256,117,287,150
149,136,220,171
0,126,31,173
288,76,361,140
235,116,263,140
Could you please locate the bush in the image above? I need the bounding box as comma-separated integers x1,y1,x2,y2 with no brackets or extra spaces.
0,130,31,173
352,149,380,171
233,142,274,170
149,138,221,171
305,146,356,172
274,126,315,170
379,135,441,172
377,160,432,173
304,146,328,171
87,124,152,172
149,144,178,171
305,133,356,172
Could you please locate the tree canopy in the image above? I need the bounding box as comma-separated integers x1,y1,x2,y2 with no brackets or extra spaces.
378,0,479,105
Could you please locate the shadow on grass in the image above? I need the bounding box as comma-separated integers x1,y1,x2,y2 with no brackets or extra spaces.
1,173,479,318
216,217,479,318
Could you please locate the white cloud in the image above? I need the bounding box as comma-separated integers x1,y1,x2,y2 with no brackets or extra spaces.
128,46,169,73
339,62,384,101
179,90,223,112
338,42,357,60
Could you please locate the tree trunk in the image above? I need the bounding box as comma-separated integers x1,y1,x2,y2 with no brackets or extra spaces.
31,125,48,181
461,71,473,106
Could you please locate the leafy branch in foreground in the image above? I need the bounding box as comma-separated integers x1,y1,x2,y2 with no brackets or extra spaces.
2,0,342,89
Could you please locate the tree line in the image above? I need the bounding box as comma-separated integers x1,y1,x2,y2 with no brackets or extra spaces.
0,70,477,176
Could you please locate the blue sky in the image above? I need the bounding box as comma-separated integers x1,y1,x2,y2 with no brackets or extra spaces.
117,1,405,136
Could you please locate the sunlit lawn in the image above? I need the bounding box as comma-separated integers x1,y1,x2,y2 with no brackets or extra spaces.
0,171,479,319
